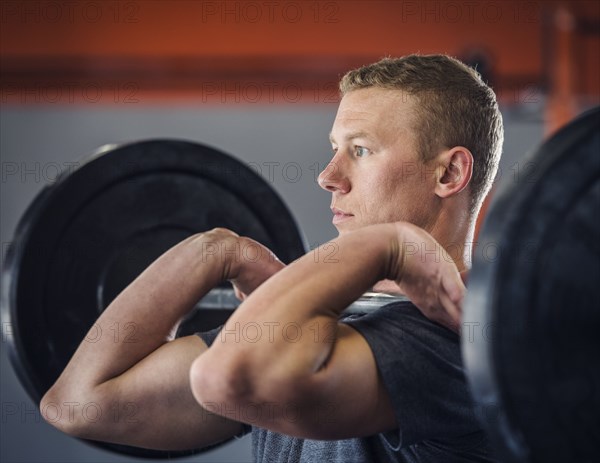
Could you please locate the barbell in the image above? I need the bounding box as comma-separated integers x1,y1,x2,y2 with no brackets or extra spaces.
0,138,407,458
1,106,599,461
463,106,599,463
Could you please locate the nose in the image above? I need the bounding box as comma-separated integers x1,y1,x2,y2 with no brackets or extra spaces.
317,157,350,193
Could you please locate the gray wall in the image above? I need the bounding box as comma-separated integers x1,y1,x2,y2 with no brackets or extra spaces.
0,104,542,462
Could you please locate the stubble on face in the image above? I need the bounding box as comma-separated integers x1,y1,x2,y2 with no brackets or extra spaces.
328,88,438,233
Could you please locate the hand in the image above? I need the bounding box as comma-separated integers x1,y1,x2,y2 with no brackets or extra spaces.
372,268,469,298
229,236,286,300
387,222,466,332
460,270,469,285
200,228,285,300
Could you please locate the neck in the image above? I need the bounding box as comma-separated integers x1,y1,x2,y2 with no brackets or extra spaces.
371,211,474,296
426,201,474,273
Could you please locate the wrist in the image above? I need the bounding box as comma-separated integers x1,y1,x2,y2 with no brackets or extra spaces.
386,221,427,283
230,237,284,293
192,228,242,282
335,223,401,284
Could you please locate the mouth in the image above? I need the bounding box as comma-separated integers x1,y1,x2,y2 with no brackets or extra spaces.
331,207,354,225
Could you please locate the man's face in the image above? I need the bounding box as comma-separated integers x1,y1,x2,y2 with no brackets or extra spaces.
319,87,437,234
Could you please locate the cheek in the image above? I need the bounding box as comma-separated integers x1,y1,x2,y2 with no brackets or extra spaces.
361,177,402,219
368,173,428,222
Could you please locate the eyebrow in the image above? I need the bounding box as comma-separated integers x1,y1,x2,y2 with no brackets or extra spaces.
328,131,372,144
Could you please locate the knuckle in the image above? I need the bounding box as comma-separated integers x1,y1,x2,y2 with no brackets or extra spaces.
203,227,239,240
212,227,236,235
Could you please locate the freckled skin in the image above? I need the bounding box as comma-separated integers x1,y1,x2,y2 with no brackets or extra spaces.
319,88,441,234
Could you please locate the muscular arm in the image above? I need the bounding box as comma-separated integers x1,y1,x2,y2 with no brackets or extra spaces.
191,222,464,439
40,232,250,450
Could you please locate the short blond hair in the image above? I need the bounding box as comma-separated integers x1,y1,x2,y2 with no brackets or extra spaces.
340,54,503,215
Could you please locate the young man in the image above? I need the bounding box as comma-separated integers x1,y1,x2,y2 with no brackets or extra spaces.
41,55,503,462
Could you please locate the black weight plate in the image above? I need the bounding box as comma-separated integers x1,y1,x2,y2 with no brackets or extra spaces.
463,107,600,463
1,139,307,458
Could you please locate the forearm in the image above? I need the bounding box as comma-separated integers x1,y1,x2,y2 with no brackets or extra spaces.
197,223,398,401
49,233,224,391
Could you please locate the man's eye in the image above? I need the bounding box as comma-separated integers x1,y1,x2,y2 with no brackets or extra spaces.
355,146,370,157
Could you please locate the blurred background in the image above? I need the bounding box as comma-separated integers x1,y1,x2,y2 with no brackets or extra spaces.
1,1,599,462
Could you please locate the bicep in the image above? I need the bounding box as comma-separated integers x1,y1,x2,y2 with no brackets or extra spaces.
87,335,244,451
270,324,397,440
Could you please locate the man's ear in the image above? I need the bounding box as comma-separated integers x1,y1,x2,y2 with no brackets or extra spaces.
434,146,473,198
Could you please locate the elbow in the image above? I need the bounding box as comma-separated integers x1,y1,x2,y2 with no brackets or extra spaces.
40,388,79,436
189,351,310,420
39,387,100,439
189,353,251,414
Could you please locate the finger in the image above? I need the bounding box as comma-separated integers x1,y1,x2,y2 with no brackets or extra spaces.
233,286,246,301
372,279,404,295
460,269,469,286
432,301,460,333
439,290,461,328
443,271,466,307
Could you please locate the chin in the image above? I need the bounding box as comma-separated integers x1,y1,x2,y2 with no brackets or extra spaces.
335,223,360,236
